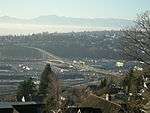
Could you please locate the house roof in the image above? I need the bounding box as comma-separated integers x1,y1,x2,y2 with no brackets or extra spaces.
0,102,13,109
79,94,121,113
11,101,43,106
0,101,44,108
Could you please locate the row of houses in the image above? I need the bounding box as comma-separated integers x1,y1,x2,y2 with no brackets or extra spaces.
0,94,123,113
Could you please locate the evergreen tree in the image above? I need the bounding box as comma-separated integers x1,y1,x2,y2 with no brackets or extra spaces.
100,78,107,88
17,78,37,101
38,63,60,112
39,64,57,96
122,69,135,94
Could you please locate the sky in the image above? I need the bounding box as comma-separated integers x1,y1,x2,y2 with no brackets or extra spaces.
0,0,149,19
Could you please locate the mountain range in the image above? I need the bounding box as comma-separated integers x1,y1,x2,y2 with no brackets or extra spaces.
0,15,133,28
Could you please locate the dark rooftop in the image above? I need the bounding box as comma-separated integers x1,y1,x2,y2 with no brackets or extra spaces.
0,102,13,109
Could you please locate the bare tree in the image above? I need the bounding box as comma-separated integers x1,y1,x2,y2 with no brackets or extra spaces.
121,11,150,65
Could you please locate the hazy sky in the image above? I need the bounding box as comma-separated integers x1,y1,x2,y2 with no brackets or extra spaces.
0,0,149,19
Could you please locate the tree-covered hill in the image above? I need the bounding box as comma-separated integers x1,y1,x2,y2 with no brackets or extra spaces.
0,31,124,60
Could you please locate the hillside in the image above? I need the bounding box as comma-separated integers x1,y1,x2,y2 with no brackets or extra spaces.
0,31,124,60
0,45,44,59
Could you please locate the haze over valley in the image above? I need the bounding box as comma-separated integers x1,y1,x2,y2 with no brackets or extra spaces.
0,15,133,35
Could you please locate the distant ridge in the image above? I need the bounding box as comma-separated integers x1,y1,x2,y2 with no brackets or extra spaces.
0,15,134,28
